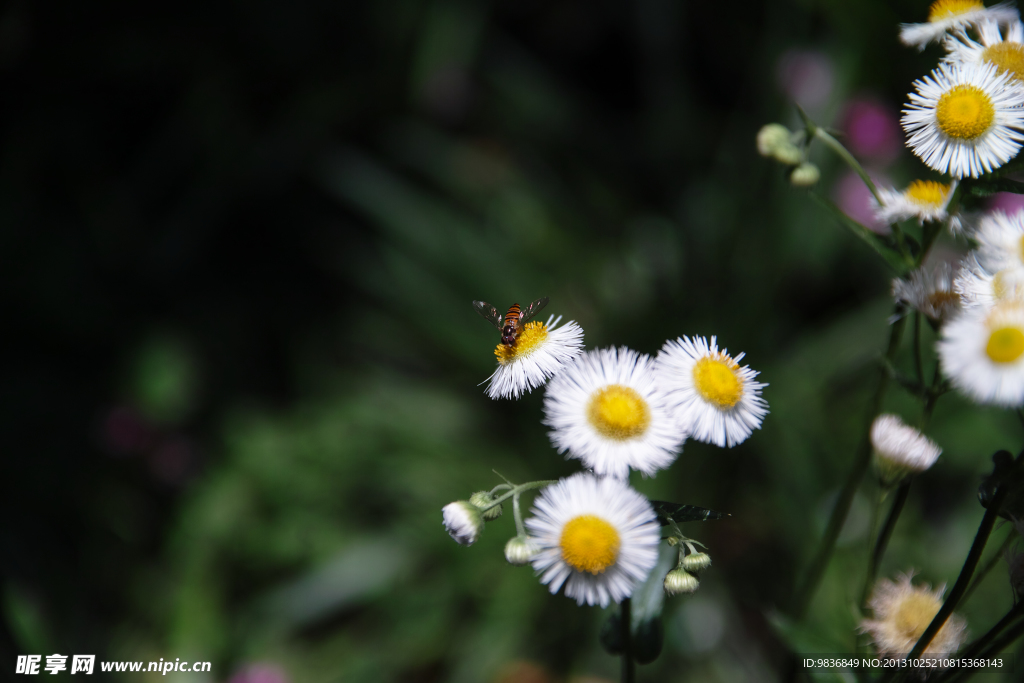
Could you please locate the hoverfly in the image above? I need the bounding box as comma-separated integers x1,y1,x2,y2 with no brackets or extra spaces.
473,297,549,347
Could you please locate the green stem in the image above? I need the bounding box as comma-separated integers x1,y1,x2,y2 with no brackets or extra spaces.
915,220,943,269
920,362,943,430
512,492,526,537
913,312,924,388
890,222,910,260
945,181,966,216
810,121,959,267
621,597,635,683
860,318,939,610
861,485,887,609
937,598,1024,683
975,613,1024,658
792,314,907,618
861,482,911,610
960,527,1014,606
479,480,555,514
812,127,882,205
881,450,1024,683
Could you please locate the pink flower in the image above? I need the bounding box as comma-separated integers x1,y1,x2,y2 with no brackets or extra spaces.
987,192,1024,214
840,98,901,164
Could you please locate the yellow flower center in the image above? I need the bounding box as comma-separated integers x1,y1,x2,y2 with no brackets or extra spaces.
894,592,941,641
586,385,651,440
928,0,984,21
986,325,1024,363
904,180,949,208
935,85,995,140
493,321,547,365
693,356,743,408
560,514,620,574
983,42,1024,82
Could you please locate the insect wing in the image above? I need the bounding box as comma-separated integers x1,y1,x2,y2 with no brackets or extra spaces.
472,300,504,330
518,296,549,324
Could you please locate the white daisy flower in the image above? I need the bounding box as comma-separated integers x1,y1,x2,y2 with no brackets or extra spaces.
525,473,660,607
972,209,1024,274
870,414,943,485
901,1,1019,50
938,300,1024,405
944,18,1024,82
902,61,1024,178
954,253,1024,308
861,572,967,660
484,314,584,400
891,261,963,322
442,501,484,546
655,336,768,448
873,180,958,225
543,347,685,479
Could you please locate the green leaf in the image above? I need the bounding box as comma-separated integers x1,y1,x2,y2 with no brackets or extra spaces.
599,610,623,655
967,177,1024,197
651,500,729,525
766,610,852,657
808,192,911,274
632,617,664,665
600,545,675,662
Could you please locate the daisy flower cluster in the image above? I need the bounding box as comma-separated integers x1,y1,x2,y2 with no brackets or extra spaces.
442,296,769,673
938,210,1024,406
751,5,1024,668
903,3,1024,180
759,3,1024,229
858,3,1024,413
756,2,1024,413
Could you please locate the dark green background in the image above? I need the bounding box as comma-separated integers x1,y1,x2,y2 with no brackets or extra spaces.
2,1,1020,680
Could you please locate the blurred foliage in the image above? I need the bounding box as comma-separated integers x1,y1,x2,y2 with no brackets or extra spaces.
2,0,1023,681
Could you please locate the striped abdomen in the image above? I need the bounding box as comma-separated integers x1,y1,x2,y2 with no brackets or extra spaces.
501,303,521,346
503,303,521,327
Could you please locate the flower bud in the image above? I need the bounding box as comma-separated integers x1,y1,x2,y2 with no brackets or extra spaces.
757,123,791,157
870,413,941,487
469,490,503,520
681,552,712,572
773,143,803,165
664,568,699,596
504,534,540,566
790,162,820,187
442,501,484,546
